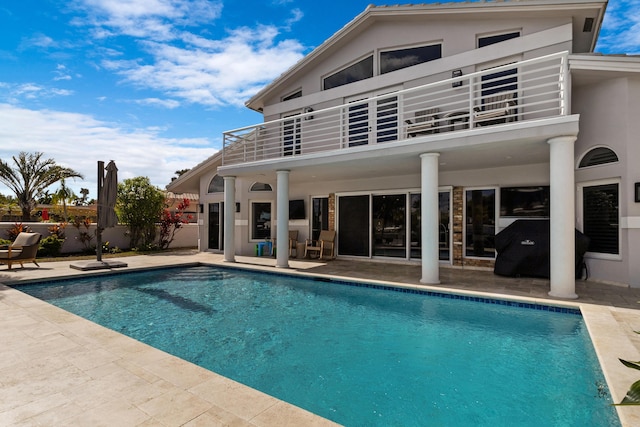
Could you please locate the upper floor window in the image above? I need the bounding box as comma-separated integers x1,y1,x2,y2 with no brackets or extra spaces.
578,147,619,168
207,175,224,193
478,31,520,48
380,44,442,74
282,90,302,101
250,182,273,192
323,55,373,90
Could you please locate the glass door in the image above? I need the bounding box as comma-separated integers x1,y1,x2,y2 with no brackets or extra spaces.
283,113,301,155
337,195,370,256
372,194,406,257
208,202,224,250
409,191,451,261
311,197,329,241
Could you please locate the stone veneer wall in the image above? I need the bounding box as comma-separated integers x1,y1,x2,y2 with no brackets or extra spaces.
452,186,495,269
328,193,336,231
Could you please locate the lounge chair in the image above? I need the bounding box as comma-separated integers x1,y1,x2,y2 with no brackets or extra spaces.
289,230,299,257
304,230,336,260
405,108,440,137
473,91,516,126
0,232,42,270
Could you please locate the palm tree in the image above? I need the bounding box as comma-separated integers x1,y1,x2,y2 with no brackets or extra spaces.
0,152,84,221
52,178,78,221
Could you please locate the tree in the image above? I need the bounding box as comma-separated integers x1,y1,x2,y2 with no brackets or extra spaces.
77,188,90,205
158,198,193,249
116,176,165,249
52,178,78,221
170,168,190,182
0,152,84,221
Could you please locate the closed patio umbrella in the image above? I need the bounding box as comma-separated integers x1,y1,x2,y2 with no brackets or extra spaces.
98,160,118,229
70,160,127,270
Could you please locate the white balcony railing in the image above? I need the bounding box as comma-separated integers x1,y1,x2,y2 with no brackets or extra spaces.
223,51,568,166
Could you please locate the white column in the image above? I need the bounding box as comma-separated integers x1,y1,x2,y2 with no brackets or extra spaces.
420,153,440,284
223,176,236,263
548,136,577,299
275,170,290,268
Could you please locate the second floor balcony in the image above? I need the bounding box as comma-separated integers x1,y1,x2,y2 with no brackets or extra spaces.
223,52,569,166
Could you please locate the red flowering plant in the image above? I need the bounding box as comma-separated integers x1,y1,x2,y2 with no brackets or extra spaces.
158,198,193,250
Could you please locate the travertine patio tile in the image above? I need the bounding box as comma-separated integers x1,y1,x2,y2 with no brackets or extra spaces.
14,401,85,426
142,355,214,389
64,398,151,427
189,376,279,421
62,346,122,371
137,388,212,426
183,405,254,427
251,401,340,427
0,392,72,426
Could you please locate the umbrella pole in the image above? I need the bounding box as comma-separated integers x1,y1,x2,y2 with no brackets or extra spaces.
96,161,104,263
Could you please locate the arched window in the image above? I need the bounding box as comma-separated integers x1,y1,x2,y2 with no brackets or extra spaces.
250,182,272,192
208,175,224,193
578,147,618,168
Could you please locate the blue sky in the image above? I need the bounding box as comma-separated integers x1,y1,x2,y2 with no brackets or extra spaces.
0,0,638,199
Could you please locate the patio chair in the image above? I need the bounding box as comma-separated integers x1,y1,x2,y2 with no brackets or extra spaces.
289,230,299,257
473,91,516,126
405,108,440,137
0,232,42,270
304,230,336,260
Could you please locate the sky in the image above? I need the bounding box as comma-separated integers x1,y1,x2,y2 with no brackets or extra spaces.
0,0,638,200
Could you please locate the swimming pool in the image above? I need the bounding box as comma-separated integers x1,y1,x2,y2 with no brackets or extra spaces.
17,265,620,426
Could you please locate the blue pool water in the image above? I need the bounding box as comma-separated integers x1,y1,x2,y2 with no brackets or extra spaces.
17,266,620,426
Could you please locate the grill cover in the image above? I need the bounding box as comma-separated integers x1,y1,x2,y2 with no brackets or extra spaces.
494,219,589,279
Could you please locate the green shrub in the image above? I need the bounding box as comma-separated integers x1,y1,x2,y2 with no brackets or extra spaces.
38,236,65,257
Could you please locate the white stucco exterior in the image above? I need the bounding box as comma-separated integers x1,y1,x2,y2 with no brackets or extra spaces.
169,0,640,291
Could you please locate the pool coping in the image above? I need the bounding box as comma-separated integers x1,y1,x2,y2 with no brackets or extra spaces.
1,253,639,426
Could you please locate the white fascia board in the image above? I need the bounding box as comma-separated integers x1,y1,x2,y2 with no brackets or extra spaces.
570,55,640,73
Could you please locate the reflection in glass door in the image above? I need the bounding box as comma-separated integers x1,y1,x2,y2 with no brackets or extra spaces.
208,202,224,250
373,194,406,258
311,197,329,241
410,191,451,261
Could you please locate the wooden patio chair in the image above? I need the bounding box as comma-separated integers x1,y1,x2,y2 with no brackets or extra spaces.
473,91,516,126
405,108,440,137
0,232,42,270
304,230,336,260
288,230,299,257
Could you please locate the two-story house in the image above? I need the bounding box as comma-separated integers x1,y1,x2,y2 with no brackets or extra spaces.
168,0,640,296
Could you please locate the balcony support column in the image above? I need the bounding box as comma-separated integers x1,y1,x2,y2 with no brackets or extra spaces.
223,176,236,263
420,153,440,284
548,136,577,299
275,170,290,268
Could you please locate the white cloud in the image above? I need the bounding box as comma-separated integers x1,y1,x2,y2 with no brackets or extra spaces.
70,0,305,108
0,82,74,102
0,103,216,197
135,97,181,109
596,0,640,54
19,33,57,50
102,26,305,107
74,0,223,41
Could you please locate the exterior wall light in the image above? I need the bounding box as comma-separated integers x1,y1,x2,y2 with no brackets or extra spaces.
635,182,640,203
